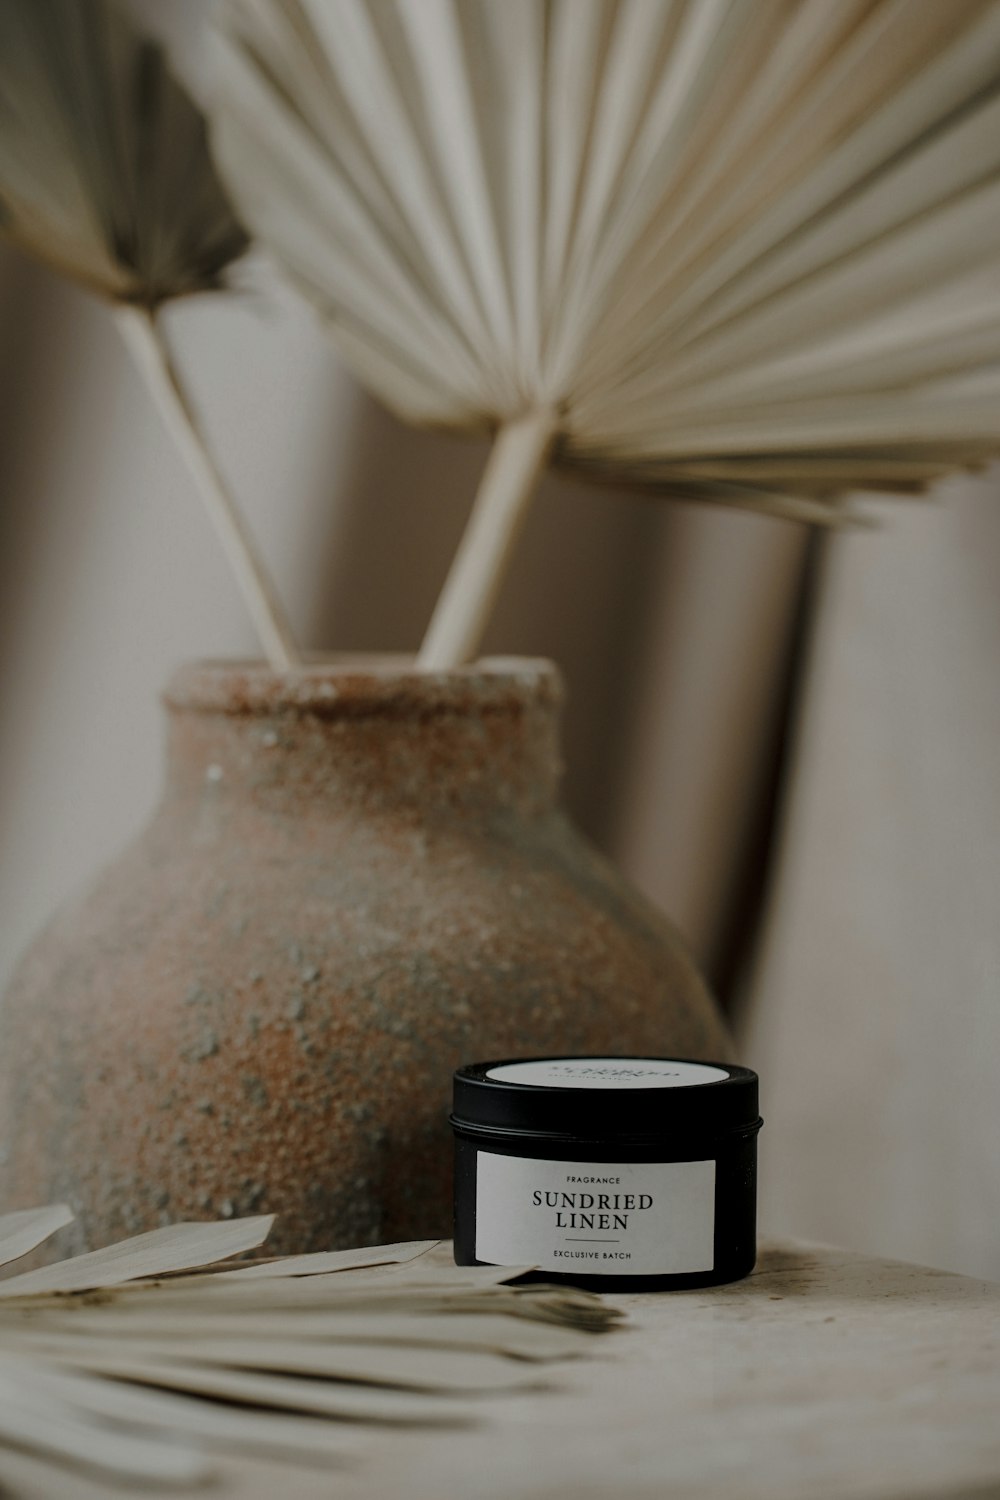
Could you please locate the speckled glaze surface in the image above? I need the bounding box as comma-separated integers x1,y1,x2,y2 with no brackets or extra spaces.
0,658,727,1254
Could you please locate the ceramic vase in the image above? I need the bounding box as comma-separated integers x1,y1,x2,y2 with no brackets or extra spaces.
0,658,728,1253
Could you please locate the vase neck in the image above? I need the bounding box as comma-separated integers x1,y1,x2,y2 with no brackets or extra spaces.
161,660,564,821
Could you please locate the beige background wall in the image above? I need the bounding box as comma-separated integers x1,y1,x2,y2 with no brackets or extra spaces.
1,0,998,1281
743,478,1000,1280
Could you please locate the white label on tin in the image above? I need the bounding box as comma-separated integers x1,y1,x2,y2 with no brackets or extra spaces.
485,1058,729,1089
475,1153,716,1276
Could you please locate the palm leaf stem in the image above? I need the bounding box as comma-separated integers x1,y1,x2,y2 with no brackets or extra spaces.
115,305,302,672
418,408,557,669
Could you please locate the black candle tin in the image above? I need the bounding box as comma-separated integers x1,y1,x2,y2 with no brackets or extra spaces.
452,1056,761,1290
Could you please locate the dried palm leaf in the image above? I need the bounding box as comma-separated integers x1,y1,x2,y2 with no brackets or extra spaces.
0,1203,74,1268
212,0,1000,667
0,0,301,669
0,1205,620,1495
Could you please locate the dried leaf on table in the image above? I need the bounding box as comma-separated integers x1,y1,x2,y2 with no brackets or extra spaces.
0,1206,622,1496
0,1215,275,1297
214,1237,439,1279
0,1203,74,1270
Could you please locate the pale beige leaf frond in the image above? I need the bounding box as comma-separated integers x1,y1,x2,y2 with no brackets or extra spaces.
7,1330,552,1393
210,0,1000,667
0,1208,620,1494
0,1215,275,1298
0,1204,73,1271
7,1304,597,1360
212,1236,439,1279
0,1356,210,1487
0,1359,359,1465
0,0,301,672
0,0,248,306
211,0,1000,500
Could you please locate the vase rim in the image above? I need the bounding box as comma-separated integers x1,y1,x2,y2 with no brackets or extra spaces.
164,655,564,718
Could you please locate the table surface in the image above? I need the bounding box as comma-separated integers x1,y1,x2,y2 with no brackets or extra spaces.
4,1238,998,1500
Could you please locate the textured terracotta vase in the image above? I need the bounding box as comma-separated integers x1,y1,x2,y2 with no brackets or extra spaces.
0,658,727,1253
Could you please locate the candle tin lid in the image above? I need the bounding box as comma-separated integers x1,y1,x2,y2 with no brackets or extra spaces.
452,1056,759,1141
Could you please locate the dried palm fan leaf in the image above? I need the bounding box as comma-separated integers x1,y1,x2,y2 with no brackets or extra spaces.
212,0,1000,667
0,0,301,669
0,1206,620,1494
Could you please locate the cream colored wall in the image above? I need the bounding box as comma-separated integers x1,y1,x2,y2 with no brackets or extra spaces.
743,478,1000,1282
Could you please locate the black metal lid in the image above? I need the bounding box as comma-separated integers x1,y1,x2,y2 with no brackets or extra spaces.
452,1056,759,1141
